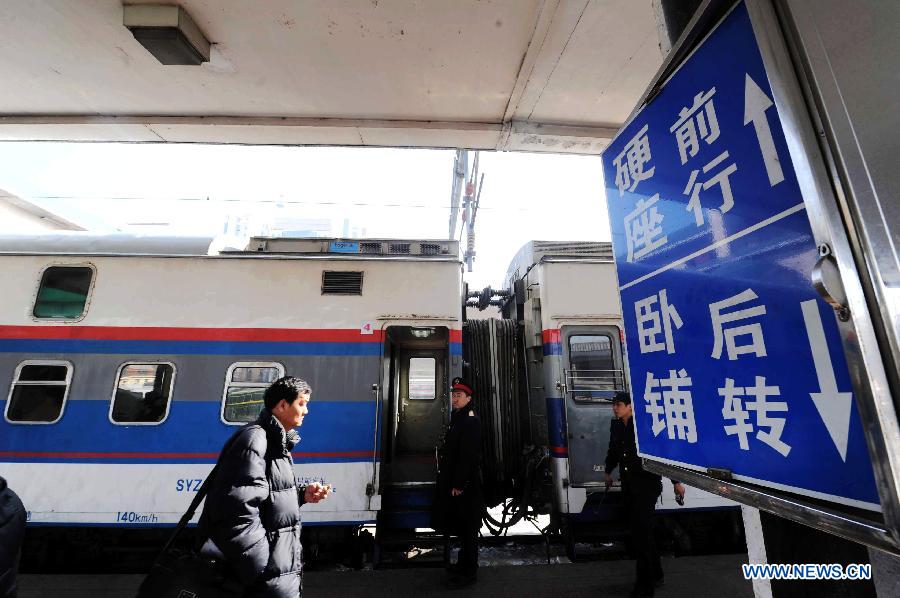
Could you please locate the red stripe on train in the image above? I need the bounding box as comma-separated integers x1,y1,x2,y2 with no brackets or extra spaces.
542,329,561,344
0,326,391,342
0,326,386,343
0,326,465,343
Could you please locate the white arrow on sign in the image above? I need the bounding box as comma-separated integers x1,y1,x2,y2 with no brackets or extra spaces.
744,74,785,187
801,299,853,462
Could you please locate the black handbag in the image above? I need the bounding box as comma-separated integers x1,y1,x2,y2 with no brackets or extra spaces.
136,440,243,598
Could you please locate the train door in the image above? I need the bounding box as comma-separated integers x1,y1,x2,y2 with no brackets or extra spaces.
561,325,626,487
381,326,449,486
396,350,446,456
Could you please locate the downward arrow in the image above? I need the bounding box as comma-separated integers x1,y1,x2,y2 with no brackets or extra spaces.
801,299,853,461
744,74,785,187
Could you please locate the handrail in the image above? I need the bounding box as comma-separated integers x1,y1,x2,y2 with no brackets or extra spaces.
564,368,626,391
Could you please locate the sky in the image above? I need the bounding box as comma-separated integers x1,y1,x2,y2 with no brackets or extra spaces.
0,142,611,289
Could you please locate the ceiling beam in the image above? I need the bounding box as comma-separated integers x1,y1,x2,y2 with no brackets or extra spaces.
0,115,617,154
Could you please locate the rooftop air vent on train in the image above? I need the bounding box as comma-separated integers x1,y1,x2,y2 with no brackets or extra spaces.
321,271,364,295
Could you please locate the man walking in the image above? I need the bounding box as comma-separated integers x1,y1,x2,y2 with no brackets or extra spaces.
605,392,685,598
201,376,330,597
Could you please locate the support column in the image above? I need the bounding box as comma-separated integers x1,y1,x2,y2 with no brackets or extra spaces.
742,506,773,598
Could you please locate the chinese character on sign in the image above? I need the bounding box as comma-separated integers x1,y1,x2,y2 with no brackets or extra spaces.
635,289,683,354
643,371,667,437
720,378,753,449
643,369,697,443
670,88,721,165
720,376,790,456
709,288,767,360
683,151,739,226
613,124,656,197
625,194,667,262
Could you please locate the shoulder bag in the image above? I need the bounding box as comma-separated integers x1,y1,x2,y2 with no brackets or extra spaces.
135,435,244,598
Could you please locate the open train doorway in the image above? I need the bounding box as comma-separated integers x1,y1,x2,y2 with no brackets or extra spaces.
378,325,450,530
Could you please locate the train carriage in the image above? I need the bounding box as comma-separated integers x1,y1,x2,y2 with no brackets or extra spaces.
466,241,740,555
0,235,462,555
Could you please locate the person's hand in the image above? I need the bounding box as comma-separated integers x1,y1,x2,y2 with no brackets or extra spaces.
451,488,463,496
604,472,614,489
305,482,331,503
673,482,686,505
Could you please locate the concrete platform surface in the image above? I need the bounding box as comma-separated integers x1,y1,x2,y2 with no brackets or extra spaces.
19,553,753,597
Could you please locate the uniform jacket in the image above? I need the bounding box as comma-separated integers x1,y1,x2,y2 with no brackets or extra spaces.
201,410,306,598
0,476,26,598
433,405,484,534
604,417,664,498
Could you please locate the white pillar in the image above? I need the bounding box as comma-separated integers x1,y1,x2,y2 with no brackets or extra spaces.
741,506,772,598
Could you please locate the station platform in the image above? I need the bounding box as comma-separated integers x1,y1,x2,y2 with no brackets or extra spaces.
19,553,753,597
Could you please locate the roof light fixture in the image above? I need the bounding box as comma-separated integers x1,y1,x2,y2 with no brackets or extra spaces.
123,4,210,65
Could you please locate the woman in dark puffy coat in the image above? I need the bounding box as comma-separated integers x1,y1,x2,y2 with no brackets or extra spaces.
0,476,26,598
200,377,330,598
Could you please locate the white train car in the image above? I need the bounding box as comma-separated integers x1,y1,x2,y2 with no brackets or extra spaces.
468,241,740,554
0,235,462,552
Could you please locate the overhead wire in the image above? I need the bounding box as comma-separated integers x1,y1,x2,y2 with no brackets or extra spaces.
27,195,532,211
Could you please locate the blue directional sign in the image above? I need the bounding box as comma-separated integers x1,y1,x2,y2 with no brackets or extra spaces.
602,1,879,509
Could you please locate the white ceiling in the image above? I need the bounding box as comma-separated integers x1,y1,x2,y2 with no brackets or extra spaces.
0,0,664,153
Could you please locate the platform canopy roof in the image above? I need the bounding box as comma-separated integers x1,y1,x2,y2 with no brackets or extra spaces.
0,0,666,154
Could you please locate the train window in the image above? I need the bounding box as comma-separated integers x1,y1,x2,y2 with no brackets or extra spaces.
567,334,623,394
5,360,72,424
33,265,94,319
408,357,436,400
222,362,285,424
110,363,175,424
568,335,614,371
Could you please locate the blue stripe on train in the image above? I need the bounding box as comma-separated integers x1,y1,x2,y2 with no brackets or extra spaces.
545,396,567,457
0,399,380,463
0,339,382,356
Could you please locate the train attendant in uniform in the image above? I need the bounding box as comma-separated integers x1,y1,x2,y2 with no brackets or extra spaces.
605,392,685,598
433,377,484,588
200,376,330,598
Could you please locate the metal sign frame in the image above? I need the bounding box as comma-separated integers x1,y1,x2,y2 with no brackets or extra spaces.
620,0,900,555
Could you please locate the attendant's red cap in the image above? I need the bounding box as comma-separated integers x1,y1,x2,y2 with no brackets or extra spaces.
451,380,473,396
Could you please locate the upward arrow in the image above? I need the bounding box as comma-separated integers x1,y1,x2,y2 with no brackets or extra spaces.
801,299,853,462
744,74,785,187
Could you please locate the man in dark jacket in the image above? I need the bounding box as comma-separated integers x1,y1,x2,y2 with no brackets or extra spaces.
605,392,685,598
433,378,483,588
201,376,330,598
0,476,26,598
